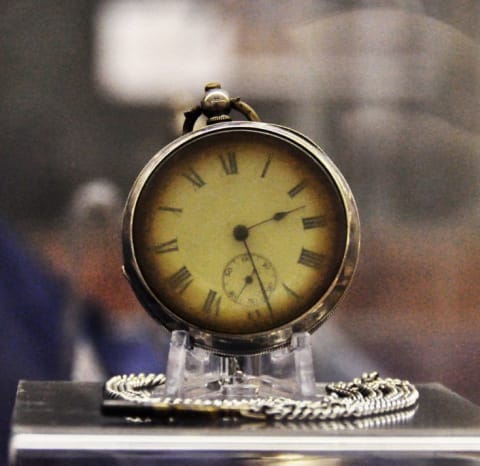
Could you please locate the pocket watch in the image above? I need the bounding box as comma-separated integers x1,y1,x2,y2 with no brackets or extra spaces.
122,83,360,356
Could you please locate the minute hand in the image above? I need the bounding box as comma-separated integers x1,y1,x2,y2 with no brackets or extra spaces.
242,239,273,317
247,205,305,230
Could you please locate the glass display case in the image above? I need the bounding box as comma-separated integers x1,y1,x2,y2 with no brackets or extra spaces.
9,380,480,465
2,3,480,466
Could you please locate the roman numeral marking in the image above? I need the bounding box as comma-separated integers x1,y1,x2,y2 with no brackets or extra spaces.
298,248,325,269
182,167,206,188
248,309,261,321
260,155,272,178
202,289,221,315
158,206,183,215
288,180,307,198
282,283,301,300
219,151,238,175
168,266,193,294
153,238,178,254
302,215,327,230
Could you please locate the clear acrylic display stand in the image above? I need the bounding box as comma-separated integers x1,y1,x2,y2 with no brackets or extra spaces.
154,330,317,399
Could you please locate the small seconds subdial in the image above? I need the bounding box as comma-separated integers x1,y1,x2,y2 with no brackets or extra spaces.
223,253,277,307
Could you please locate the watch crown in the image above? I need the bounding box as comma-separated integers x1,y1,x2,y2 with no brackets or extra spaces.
182,84,261,133
201,83,232,124
204,82,221,91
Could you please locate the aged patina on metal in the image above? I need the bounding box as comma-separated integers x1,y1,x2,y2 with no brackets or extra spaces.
122,83,360,355
182,82,261,133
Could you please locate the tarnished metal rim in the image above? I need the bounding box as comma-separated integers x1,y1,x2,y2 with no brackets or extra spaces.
122,121,360,356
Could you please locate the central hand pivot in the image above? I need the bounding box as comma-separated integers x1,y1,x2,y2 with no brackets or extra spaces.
233,225,249,241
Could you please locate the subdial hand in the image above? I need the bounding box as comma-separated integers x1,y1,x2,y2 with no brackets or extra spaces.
237,270,254,300
247,205,305,230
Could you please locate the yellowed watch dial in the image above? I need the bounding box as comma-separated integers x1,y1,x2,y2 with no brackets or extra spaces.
132,129,347,335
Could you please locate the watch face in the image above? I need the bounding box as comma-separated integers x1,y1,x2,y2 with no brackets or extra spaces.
124,122,359,354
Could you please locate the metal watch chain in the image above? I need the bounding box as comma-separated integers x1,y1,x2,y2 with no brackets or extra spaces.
104,372,419,422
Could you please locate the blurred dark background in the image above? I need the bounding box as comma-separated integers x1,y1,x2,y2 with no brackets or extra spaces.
0,0,479,404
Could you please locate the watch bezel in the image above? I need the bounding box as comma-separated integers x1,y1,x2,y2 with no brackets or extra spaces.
123,121,360,355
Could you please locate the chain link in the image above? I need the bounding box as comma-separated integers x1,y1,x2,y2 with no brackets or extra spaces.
104,372,418,422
